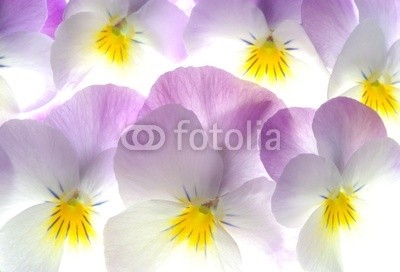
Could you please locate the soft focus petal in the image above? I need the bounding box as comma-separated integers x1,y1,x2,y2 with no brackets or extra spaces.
140,66,284,192
0,0,47,36
312,97,387,172
343,138,400,190
0,32,56,111
328,20,386,99
255,0,302,28
129,0,188,61
41,0,66,38
355,0,400,46
301,0,359,68
261,107,317,182
184,0,268,53
45,85,144,172
114,104,223,205
0,75,18,123
272,154,342,228
297,206,342,272
0,120,80,203
64,0,129,19
104,200,241,272
0,203,63,272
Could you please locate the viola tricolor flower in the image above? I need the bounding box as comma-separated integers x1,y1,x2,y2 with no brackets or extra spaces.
184,0,328,107
52,0,188,94
140,66,284,193
0,86,144,272
262,97,400,271
329,20,400,139
105,104,289,271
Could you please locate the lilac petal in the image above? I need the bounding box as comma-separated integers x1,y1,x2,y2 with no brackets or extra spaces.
45,85,144,172
0,0,47,37
41,0,66,38
312,97,387,173
140,66,284,192
254,0,302,28
114,104,223,206
356,0,400,46
260,107,317,182
301,0,359,68
131,0,188,61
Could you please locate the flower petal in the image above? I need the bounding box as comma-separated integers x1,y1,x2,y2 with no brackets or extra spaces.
104,200,241,272
355,0,400,46
114,104,223,206
0,32,56,111
0,75,18,123
255,0,302,28
260,107,317,181
129,0,188,61
328,20,386,99
312,97,387,172
0,120,80,203
45,85,144,172
301,0,359,68
140,66,284,193
0,0,47,36
0,203,64,272
64,0,129,19
41,0,67,38
297,206,343,272
343,138,400,191
272,154,342,228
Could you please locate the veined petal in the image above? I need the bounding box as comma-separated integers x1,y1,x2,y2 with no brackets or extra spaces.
0,32,56,111
0,0,47,36
129,0,188,61
328,20,387,99
45,85,144,172
297,206,343,272
301,0,359,68
255,0,302,28
41,0,67,38
260,107,317,181
0,203,64,272
114,104,223,206
0,120,80,203
272,154,342,228
355,0,400,47
140,66,284,192
104,200,241,272
312,97,387,172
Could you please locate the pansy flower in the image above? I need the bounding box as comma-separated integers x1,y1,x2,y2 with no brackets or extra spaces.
261,97,400,271
140,66,284,194
0,85,144,272
105,104,290,271
52,0,188,94
184,0,328,107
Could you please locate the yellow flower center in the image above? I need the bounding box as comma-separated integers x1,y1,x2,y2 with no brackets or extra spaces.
322,188,358,235
95,17,135,65
46,190,95,248
243,35,293,83
167,199,219,253
361,73,399,117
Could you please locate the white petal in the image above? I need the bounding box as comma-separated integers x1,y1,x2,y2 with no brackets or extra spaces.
272,154,342,228
297,206,343,272
0,203,64,272
0,120,80,203
329,20,387,99
64,0,129,19
104,200,241,272
0,75,18,122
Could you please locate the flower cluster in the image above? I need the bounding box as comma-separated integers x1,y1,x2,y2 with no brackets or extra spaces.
1,0,400,271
